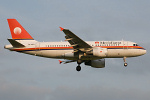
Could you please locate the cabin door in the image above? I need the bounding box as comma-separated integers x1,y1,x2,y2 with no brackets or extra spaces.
35,42,40,55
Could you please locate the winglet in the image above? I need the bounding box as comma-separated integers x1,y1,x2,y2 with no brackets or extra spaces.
59,60,62,64
59,27,64,31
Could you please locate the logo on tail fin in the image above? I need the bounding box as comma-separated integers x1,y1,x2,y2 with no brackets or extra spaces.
14,27,22,35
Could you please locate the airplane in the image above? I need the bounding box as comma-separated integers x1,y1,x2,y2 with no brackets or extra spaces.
4,19,146,71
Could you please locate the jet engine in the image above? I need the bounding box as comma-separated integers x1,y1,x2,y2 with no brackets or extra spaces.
93,47,107,57
84,59,105,68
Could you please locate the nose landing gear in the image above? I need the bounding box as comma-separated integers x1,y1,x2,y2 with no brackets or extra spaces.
123,57,128,67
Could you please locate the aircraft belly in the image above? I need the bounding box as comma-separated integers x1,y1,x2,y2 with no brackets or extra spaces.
40,50,73,58
22,49,143,59
23,51,40,55
38,50,101,60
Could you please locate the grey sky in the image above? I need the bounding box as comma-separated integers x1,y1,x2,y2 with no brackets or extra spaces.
0,0,150,100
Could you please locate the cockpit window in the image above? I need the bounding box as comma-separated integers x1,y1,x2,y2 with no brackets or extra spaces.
133,44,139,46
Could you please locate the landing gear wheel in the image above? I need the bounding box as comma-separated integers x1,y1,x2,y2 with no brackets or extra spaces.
76,66,81,71
124,63,128,67
123,57,128,67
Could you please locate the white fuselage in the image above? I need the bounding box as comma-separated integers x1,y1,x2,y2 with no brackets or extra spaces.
5,19,147,71
5,40,146,60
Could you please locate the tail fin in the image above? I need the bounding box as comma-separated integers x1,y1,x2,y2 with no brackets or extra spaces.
7,19,34,40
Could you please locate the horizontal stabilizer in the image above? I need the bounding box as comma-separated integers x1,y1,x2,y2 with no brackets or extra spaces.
8,39,25,48
58,60,76,64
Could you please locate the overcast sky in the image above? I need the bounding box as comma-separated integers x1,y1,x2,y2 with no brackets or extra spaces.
0,0,150,100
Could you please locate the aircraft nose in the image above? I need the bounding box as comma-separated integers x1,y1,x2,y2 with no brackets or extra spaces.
141,48,146,55
143,49,147,55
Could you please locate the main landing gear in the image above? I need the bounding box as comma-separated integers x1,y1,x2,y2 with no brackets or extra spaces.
123,57,128,67
76,65,81,71
76,60,82,72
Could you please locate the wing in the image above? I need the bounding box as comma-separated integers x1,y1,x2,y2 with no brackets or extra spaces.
60,27,92,52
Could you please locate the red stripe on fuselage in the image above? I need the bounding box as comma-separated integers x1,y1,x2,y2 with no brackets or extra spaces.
12,46,144,52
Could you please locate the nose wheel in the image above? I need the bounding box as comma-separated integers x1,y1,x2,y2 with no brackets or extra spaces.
124,63,128,67
123,57,128,67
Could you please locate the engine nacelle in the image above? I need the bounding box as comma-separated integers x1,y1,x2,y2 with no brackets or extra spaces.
93,47,107,57
84,59,105,68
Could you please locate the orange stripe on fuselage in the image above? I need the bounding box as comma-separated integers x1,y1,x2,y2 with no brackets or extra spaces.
13,47,73,51
12,46,144,52
101,46,144,49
